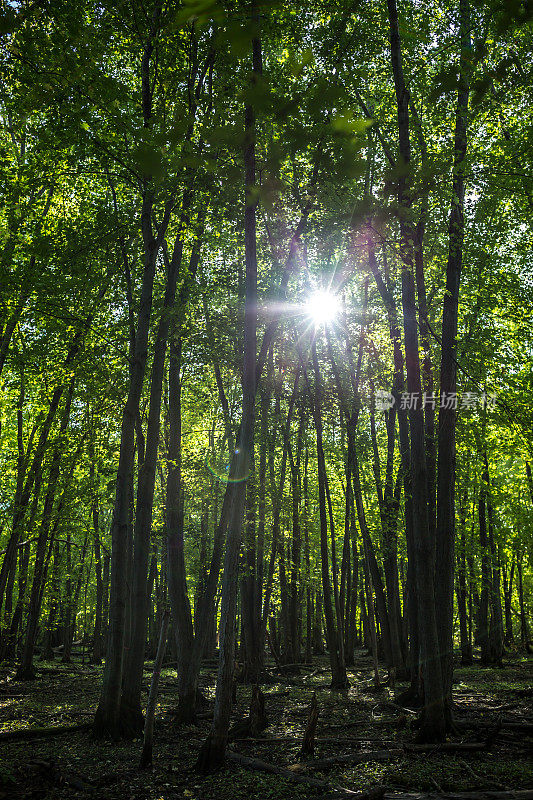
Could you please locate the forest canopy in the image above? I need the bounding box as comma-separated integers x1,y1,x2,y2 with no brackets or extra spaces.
0,0,532,794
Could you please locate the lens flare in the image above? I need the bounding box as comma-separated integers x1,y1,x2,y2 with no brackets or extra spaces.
204,448,250,483
307,290,339,326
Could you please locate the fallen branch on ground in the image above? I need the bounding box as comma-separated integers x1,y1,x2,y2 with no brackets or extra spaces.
455,719,532,736
225,750,385,798
404,742,490,753
383,792,533,800
233,736,397,745
456,758,508,792
0,722,91,742
292,748,404,772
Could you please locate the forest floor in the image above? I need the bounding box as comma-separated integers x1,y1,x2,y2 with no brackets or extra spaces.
0,648,531,800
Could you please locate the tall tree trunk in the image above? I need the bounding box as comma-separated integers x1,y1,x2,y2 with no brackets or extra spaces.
516,556,530,648
93,0,169,738
119,188,194,736
41,538,60,661
64,532,89,663
303,446,313,664
457,505,473,665
102,549,110,654
486,468,504,664
164,228,220,723
386,0,445,740
241,379,270,681
92,531,103,664
369,401,405,674
197,15,261,769
310,341,348,690
478,465,491,664
1,385,63,608
367,241,417,694
435,0,471,726
351,442,392,666
17,381,75,679
288,426,302,664
90,443,103,665
502,558,514,646
62,530,72,662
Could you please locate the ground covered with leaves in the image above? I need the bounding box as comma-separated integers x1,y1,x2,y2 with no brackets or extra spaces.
0,649,532,800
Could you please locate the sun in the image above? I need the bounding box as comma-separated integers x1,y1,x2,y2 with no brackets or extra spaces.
306,290,340,326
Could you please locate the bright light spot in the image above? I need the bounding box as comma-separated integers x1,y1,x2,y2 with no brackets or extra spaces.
306,290,339,326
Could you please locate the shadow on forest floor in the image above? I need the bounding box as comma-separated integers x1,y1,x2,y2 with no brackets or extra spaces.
0,648,532,799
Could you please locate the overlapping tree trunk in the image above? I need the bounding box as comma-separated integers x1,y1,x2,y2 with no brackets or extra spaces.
386,0,445,740
435,0,472,725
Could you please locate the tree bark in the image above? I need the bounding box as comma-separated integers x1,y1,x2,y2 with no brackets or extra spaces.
119,186,195,736
435,0,472,724
16,380,75,680
197,15,261,769
502,558,514,646
310,340,348,691
386,0,445,740
140,609,169,768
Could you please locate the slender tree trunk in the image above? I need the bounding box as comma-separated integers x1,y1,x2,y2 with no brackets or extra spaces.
363,565,380,688
3,552,16,631
62,530,72,662
166,336,195,720
435,0,471,726
241,380,270,681
478,465,491,664
91,446,103,664
120,186,195,735
502,559,514,646
526,463,533,505
351,443,392,666
41,539,60,661
140,609,169,768
386,0,445,740
164,222,221,722
64,532,89,663
457,514,473,665
92,531,103,664
369,402,405,674
93,0,168,737
310,341,348,691
303,446,313,664
102,549,110,655
517,557,530,648
17,383,75,679
288,425,302,665
486,470,503,664
197,17,261,769
0,316,94,610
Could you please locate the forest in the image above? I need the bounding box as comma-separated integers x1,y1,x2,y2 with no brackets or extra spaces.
0,0,532,798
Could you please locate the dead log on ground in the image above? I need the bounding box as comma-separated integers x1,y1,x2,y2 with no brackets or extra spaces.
383,792,533,800
0,722,91,742
455,719,532,736
234,736,396,745
225,750,385,799
293,748,404,772
404,742,490,753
